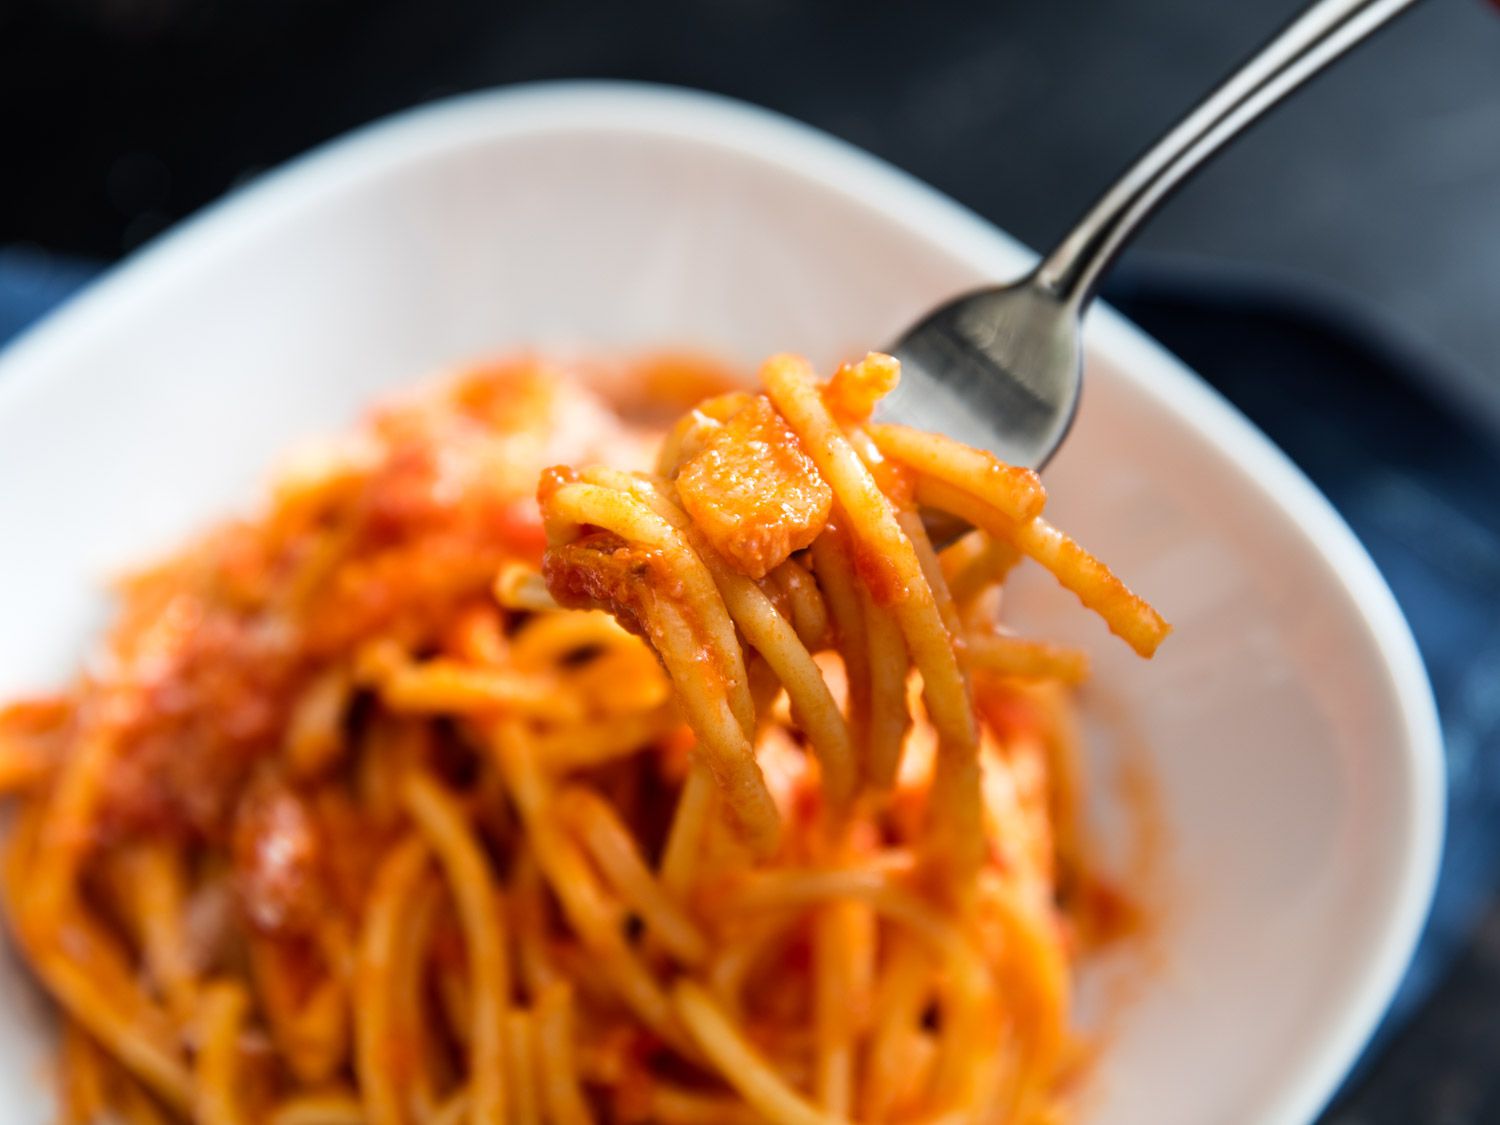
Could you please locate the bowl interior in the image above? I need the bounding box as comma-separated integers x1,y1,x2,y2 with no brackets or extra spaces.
0,86,1439,1124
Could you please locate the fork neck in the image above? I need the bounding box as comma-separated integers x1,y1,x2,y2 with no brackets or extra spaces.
1031,0,1423,312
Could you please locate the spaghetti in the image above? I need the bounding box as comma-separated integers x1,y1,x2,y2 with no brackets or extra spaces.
0,350,1166,1123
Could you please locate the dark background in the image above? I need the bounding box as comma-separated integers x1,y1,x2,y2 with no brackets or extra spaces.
3,0,1500,1120
4,0,1499,430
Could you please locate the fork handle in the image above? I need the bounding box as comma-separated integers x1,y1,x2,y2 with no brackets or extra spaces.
1034,0,1425,308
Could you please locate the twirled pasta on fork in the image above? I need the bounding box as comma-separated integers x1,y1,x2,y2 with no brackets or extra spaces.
532,352,1167,1122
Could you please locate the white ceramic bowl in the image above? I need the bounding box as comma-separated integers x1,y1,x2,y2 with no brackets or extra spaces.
0,84,1441,1124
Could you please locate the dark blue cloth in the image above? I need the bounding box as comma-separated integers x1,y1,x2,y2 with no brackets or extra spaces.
0,247,102,346
4,249,1498,1109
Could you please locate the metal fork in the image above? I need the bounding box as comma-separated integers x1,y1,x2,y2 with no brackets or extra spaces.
880,0,1425,496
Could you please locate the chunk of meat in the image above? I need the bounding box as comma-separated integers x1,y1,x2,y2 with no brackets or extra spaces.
541,531,666,641
674,395,832,579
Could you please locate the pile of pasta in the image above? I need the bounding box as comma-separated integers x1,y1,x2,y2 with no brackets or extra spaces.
0,352,1166,1125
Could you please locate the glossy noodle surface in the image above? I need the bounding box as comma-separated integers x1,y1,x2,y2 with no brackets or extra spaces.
0,352,1165,1124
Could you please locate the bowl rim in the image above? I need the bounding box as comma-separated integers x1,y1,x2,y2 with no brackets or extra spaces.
0,80,1445,1124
